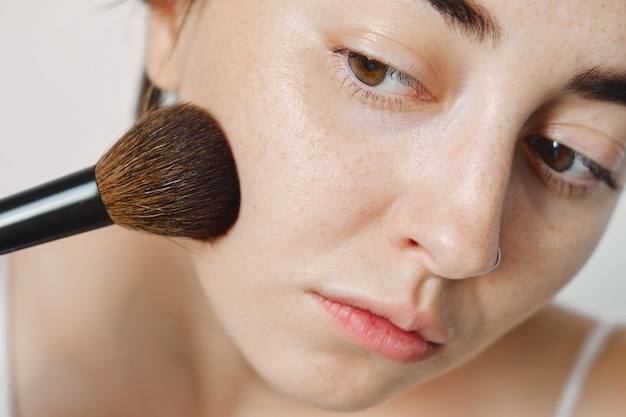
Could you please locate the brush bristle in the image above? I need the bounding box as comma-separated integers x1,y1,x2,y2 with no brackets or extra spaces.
95,103,240,241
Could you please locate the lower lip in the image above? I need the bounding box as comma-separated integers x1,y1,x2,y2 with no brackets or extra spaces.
316,295,438,364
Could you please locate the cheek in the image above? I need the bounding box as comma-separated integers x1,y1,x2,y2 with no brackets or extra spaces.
474,174,618,337
231,105,398,266
186,67,395,263
509,160,616,287
175,2,423,272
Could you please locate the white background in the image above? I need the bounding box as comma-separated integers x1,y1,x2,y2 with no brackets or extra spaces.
1,1,625,321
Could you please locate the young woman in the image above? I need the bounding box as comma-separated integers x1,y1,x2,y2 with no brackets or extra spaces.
5,0,626,416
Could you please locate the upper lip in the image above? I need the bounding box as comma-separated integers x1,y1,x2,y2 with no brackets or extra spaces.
313,290,450,345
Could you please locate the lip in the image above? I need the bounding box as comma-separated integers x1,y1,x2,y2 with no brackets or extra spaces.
313,292,447,364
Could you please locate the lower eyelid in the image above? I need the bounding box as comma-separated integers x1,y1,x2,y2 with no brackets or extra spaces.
341,72,405,110
528,157,595,198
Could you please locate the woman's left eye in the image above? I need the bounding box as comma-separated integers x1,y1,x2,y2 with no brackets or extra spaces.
527,135,619,196
331,47,434,109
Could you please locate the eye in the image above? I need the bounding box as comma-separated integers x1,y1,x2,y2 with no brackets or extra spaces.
330,46,434,110
344,50,427,97
532,137,577,172
527,135,619,196
348,54,388,87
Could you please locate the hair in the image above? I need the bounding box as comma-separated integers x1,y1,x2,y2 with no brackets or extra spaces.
136,0,198,118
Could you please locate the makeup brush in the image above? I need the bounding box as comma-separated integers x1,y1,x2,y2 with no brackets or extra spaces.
0,102,240,255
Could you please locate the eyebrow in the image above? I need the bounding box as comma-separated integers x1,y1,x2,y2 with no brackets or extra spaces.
421,0,502,46
422,2,626,108
568,67,626,107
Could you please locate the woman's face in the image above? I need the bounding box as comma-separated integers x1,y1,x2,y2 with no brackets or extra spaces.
148,0,626,410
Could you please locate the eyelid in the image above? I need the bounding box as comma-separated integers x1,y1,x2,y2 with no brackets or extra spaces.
523,137,619,198
330,33,443,98
333,46,435,102
531,124,625,172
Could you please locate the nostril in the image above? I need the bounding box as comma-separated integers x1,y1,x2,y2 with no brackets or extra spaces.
408,239,419,247
439,248,502,279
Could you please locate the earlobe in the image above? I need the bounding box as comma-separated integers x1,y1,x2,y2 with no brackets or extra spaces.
145,5,182,92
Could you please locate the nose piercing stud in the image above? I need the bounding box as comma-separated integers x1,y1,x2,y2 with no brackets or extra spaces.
487,248,501,273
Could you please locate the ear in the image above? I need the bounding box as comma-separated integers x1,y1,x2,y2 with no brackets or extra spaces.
145,3,183,92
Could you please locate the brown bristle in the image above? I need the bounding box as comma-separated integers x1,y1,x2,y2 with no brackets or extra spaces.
95,103,240,241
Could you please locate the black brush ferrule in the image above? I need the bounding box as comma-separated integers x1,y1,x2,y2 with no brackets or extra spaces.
0,167,113,255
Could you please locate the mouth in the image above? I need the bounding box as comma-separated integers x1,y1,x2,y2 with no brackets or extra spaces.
313,293,446,364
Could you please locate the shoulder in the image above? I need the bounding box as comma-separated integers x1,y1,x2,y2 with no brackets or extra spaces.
10,227,198,416
496,306,626,417
576,324,626,417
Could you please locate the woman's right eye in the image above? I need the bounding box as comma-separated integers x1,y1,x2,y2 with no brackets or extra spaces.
347,54,388,87
329,46,435,110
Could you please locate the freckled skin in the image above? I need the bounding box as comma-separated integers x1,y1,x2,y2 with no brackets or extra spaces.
146,0,626,411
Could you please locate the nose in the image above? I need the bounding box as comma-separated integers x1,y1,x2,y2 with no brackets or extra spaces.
384,125,514,279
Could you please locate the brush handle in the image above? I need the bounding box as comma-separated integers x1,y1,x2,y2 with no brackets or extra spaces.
0,167,113,255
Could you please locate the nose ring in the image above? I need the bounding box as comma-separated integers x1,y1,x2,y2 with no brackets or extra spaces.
487,248,501,273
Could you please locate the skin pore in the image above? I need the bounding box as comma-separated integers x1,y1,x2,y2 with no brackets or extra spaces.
9,0,626,416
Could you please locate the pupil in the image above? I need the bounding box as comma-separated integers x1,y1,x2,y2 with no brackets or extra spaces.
348,54,387,86
363,58,379,72
533,137,575,172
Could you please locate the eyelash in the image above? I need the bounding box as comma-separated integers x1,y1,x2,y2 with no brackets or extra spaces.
525,135,620,197
329,46,434,110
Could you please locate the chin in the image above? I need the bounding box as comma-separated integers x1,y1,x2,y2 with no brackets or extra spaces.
282,381,398,412
256,352,416,412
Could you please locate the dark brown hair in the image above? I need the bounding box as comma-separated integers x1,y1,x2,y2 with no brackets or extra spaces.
136,0,198,118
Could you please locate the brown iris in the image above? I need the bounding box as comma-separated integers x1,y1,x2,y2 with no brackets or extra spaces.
532,136,575,172
348,53,388,86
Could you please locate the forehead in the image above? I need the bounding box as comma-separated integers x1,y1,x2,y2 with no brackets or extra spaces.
388,0,626,91
187,0,625,85
298,0,626,54
474,0,625,51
